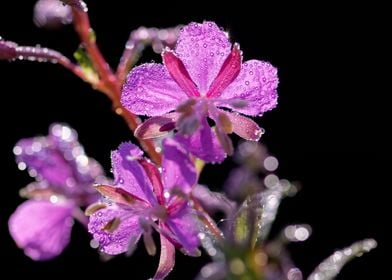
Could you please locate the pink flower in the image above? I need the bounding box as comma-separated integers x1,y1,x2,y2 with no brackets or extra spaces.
88,139,200,279
122,21,278,163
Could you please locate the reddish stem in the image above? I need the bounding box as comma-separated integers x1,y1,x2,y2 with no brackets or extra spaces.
70,8,162,165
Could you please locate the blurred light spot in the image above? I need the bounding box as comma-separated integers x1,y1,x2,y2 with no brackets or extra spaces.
13,146,22,155
163,191,170,199
264,156,279,171
294,227,310,241
90,239,99,249
28,168,38,177
264,174,279,188
77,155,88,166
18,162,27,170
254,251,268,266
32,142,42,152
50,195,58,203
230,258,245,275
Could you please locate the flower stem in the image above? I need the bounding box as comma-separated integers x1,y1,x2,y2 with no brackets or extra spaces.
69,6,162,165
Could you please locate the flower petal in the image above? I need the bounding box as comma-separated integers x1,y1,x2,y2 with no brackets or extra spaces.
121,63,188,116
8,200,73,261
165,206,200,256
88,207,143,255
111,143,157,205
162,138,196,194
206,43,242,98
175,22,232,94
162,50,200,97
134,113,179,139
15,138,74,188
224,111,264,141
175,118,226,163
217,60,279,116
152,234,176,280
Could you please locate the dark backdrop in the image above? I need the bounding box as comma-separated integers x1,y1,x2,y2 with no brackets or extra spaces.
0,1,387,279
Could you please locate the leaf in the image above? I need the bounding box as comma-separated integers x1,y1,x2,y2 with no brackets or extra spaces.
307,238,377,280
231,194,262,247
73,46,99,82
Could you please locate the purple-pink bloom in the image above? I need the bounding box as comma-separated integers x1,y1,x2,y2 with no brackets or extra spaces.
122,21,278,163
9,123,106,260
88,139,200,279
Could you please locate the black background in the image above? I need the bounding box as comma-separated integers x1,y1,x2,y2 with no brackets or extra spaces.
0,1,387,279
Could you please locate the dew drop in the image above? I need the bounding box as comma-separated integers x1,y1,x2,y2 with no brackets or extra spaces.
245,81,250,85
13,146,22,155
203,43,207,48
17,162,27,170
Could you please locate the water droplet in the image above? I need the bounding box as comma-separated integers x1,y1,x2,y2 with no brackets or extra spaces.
50,195,59,203
203,43,207,48
13,146,22,155
17,162,27,170
249,71,254,75
210,52,214,56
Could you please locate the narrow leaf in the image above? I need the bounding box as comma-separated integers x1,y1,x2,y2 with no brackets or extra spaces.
307,239,377,280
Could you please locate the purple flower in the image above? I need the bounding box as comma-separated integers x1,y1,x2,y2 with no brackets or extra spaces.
9,123,106,260
122,21,278,163
88,139,200,279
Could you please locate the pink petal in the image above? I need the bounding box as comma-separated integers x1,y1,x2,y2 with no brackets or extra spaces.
88,207,143,255
15,138,74,188
217,60,279,116
111,143,157,205
207,44,242,98
138,159,165,205
175,118,226,163
152,234,176,280
162,138,196,194
134,113,179,139
8,200,73,261
224,111,265,141
164,206,200,256
121,63,188,116
162,51,200,97
175,22,232,94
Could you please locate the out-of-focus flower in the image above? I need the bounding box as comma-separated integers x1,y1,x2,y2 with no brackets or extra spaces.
9,123,107,260
122,21,278,163
34,0,73,29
